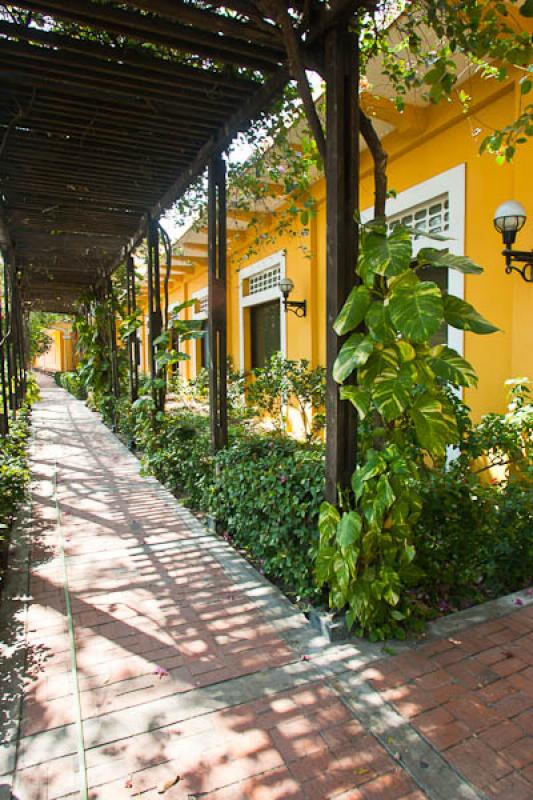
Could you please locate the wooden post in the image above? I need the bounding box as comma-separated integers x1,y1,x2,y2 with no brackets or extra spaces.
3,255,15,416
0,264,8,436
324,24,359,503
207,154,228,452
126,254,139,403
107,277,120,402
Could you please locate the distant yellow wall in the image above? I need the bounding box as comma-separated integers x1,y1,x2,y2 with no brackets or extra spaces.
138,67,532,419
34,322,76,373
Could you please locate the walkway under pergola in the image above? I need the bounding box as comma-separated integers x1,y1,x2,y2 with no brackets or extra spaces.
0,0,363,497
2,371,532,799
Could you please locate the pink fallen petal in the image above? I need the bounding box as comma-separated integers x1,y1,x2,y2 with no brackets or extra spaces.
154,665,169,678
125,776,133,789
525,588,533,597
300,655,311,662
514,598,524,607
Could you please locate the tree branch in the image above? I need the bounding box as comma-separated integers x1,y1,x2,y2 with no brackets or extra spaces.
259,0,326,162
359,108,388,219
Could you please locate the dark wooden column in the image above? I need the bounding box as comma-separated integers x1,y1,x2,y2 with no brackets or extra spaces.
107,276,120,403
324,24,359,503
0,253,9,436
126,254,139,403
207,154,228,452
146,215,164,410
3,254,15,416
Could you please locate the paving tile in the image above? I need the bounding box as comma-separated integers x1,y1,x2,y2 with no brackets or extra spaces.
5,376,533,800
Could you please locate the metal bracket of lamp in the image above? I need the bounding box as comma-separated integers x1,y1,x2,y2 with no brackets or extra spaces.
279,276,307,317
493,200,533,283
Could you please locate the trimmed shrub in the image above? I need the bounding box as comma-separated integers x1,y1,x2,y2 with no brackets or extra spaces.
209,434,325,601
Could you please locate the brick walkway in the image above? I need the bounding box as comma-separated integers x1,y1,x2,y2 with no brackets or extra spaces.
0,376,531,800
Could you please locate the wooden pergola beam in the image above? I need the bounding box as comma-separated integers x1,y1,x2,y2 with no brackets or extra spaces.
9,0,284,71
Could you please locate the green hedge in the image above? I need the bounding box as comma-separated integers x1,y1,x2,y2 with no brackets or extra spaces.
59,375,532,626
56,371,87,399
116,399,325,600
413,471,533,609
210,435,325,601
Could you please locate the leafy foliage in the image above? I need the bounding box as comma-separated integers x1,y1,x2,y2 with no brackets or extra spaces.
413,380,532,608
209,435,325,601
247,352,326,439
315,222,498,639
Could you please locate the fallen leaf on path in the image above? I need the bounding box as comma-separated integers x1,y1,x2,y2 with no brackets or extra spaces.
157,775,181,793
354,768,369,775
154,666,169,678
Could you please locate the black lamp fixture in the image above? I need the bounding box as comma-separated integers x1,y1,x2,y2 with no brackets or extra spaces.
279,276,307,317
493,200,533,283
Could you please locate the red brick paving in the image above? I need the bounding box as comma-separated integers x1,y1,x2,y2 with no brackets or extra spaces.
3,376,532,800
366,608,533,799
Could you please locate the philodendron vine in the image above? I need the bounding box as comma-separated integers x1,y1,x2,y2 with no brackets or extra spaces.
315,221,499,639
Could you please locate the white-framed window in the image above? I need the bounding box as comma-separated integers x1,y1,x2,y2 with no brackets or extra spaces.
239,250,287,370
191,287,208,320
388,196,449,238
361,163,466,356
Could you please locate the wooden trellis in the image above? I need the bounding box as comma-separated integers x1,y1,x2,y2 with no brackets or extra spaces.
0,0,366,493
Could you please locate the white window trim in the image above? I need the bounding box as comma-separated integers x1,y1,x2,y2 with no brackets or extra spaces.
361,163,466,356
191,287,208,376
239,250,287,370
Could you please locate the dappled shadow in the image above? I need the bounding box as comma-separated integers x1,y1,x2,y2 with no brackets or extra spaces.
12,377,430,799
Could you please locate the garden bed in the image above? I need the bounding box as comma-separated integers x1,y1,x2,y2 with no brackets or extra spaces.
57,373,533,640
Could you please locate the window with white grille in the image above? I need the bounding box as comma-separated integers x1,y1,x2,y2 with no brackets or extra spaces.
199,294,208,315
248,265,281,295
388,196,449,236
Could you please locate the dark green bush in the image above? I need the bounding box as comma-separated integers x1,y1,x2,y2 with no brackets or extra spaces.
209,435,325,600
133,400,214,510
58,371,87,400
413,471,533,608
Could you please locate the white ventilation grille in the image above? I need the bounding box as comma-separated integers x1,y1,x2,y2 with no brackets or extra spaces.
199,294,208,315
248,265,281,295
388,196,449,236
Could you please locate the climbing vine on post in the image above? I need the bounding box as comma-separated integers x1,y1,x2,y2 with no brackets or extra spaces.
315,222,499,639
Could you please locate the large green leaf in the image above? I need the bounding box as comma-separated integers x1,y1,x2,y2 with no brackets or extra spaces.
365,302,395,344
370,474,396,527
352,450,386,500
336,511,362,551
359,347,399,387
334,285,371,336
388,280,444,342
360,226,413,278
372,377,411,422
319,502,340,543
333,333,374,383
443,295,499,334
340,386,371,419
428,345,478,387
409,392,458,455
417,248,483,275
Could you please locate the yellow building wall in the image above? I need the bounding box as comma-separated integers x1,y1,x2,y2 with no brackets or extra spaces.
139,68,532,419
34,329,63,372
359,73,532,417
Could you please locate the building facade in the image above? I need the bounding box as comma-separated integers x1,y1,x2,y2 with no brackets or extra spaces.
138,66,533,420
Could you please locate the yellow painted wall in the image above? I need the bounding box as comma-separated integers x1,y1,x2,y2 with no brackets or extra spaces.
139,68,533,419
34,322,76,373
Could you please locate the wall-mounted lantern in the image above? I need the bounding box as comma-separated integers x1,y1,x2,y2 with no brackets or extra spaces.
493,200,533,283
279,277,307,317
